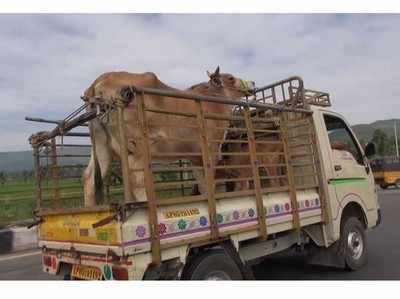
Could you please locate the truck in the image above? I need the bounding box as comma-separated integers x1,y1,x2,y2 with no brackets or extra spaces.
27,76,380,280
371,156,400,189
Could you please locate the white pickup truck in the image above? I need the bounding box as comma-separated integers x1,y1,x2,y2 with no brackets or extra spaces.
29,76,380,280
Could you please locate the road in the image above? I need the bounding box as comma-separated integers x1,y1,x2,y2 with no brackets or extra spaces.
0,189,399,280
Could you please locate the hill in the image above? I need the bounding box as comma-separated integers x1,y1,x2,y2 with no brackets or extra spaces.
1,118,399,172
351,119,400,143
0,147,90,172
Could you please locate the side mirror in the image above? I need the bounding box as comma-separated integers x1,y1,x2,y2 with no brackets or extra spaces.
365,142,376,158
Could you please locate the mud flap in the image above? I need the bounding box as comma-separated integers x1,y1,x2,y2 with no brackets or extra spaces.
220,241,255,280
307,241,345,269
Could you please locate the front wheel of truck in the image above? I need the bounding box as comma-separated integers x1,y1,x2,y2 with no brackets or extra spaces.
341,217,368,271
181,250,243,280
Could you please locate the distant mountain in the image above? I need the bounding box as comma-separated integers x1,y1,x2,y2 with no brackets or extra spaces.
351,119,400,142
1,118,399,172
0,147,90,172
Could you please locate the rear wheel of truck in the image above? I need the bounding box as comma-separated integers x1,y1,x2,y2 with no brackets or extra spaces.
395,179,400,189
341,217,367,271
182,250,243,280
380,183,388,189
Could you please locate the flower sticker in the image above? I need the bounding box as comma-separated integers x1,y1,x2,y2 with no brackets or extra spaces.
248,208,255,218
217,213,224,224
199,216,208,227
274,204,280,213
135,225,146,238
178,219,187,231
284,203,290,211
158,223,167,235
233,211,240,220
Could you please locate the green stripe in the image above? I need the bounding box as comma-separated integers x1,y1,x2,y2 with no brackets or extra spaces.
329,177,367,186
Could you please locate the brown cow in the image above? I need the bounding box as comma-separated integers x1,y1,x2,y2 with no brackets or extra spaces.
82,67,255,206
219,112,284,191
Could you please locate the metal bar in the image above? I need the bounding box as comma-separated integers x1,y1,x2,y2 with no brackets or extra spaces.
128,83,311,114
309,116,330,225
137,92,161,265
145,108,196,118
117,106,134,203
243,107,267,239
214,164,252,170
39,154,91,158
25,116,88,127
156,194,207,206
29,110,96,146
63,132,90,137
33,147,42,210
151,152,203,157
55,144,92,147
50,138,60,209
280,112,301,237
195,100,219,240
214,177,254,184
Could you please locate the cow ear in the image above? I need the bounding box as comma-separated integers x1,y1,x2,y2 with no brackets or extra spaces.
214,66,220,76
207,70,212,78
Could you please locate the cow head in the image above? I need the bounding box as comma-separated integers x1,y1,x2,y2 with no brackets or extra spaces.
207,66,255,98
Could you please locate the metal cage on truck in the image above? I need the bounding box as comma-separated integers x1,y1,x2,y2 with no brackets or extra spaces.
28,76,335,276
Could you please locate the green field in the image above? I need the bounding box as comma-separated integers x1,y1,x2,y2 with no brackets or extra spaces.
0,177,190,227
0,179,92,227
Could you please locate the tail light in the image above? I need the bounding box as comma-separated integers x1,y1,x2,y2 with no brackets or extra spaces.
112,266,129,280
43,255,52,267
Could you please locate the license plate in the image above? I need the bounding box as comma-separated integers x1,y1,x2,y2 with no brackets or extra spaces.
71,264,102,280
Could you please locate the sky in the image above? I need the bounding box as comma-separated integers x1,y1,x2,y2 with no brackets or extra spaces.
1,14,400,152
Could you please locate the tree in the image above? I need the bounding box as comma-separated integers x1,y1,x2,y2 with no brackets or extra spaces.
0,171,5,186
372,129,389,156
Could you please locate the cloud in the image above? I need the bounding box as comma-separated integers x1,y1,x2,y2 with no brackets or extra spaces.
0,14,400,151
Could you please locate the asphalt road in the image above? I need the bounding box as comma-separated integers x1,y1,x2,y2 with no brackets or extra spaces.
0,189,399,280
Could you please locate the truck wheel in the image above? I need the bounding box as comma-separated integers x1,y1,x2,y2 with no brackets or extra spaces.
63,274,71,280
341,217,367,271
182,250,243,280
380,183,388,189
395,180,400,189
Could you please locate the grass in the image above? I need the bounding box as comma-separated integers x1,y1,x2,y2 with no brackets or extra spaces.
0,174,198,226
0,179,85,225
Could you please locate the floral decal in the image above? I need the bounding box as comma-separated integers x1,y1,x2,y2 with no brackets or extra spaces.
284,203,290,211
199,216,208,227
315,198,320,206
217,213,224,224
178,219,187,231
158,223,167,235
248,208,255,218
274,204,280,213
268,207,274,215
305,200,310,208
233,211,240,220
188,220,197,229
135,225,146,238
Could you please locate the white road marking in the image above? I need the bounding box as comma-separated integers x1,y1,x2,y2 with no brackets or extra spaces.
0,250,41,262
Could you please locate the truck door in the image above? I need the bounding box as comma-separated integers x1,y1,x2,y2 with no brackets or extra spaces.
322,113,377,219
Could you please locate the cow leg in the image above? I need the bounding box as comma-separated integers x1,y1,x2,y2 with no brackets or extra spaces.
82,121,112,207
128,156,147,202
192,168,207,195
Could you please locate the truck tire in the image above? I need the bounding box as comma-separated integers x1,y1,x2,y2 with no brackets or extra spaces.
340,217,367,271
182,250,243,280
395,180,400,189
380,183,388,189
